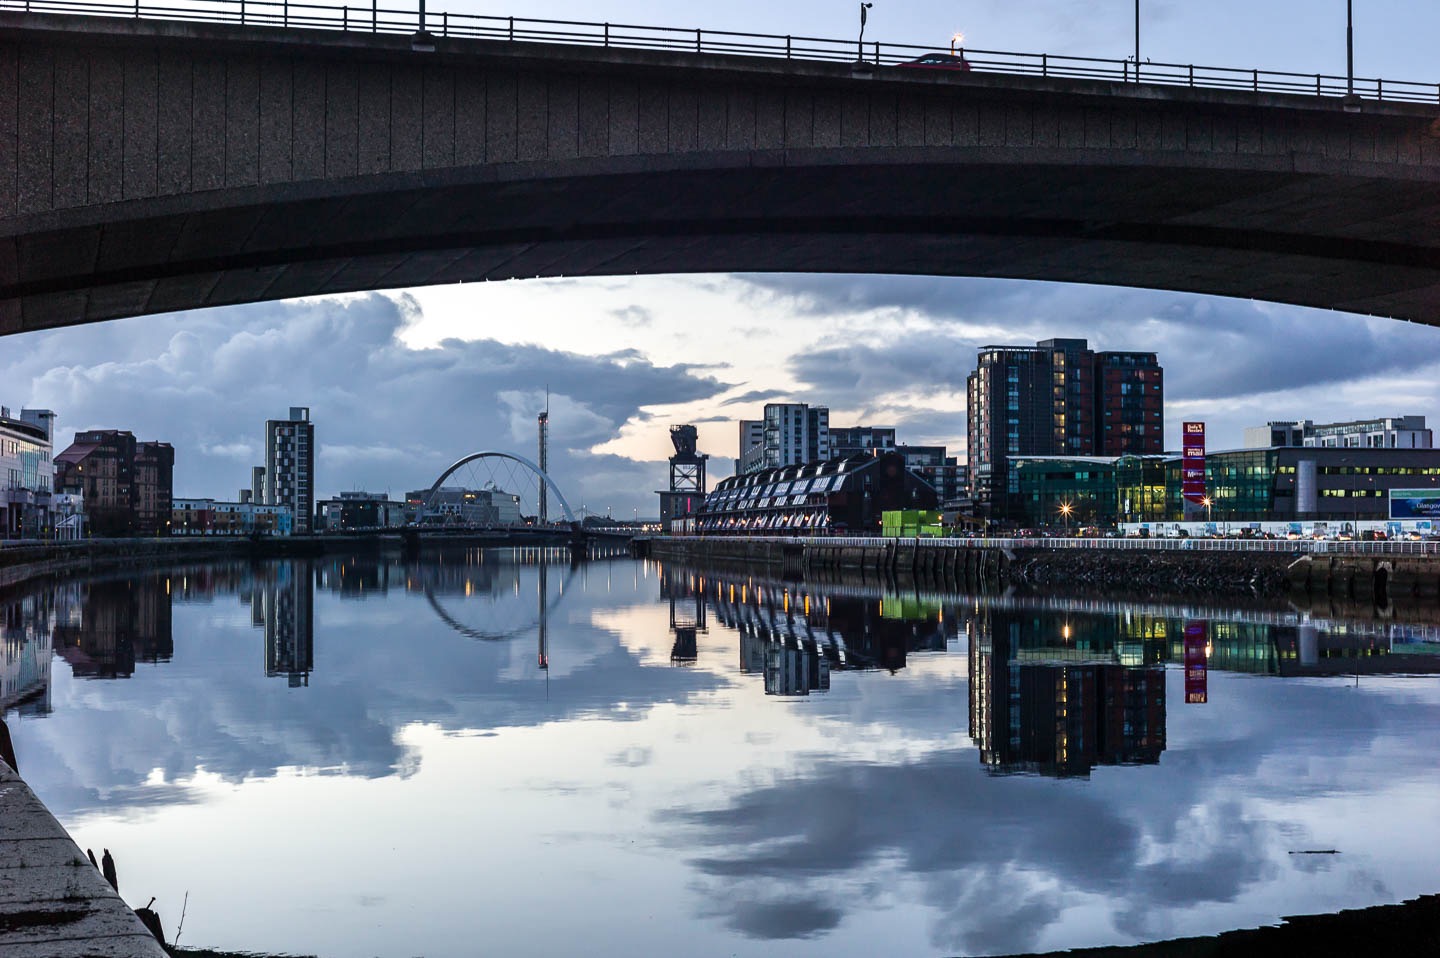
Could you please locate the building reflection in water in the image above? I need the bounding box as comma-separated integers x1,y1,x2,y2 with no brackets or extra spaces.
51,574,174,680
1,590,55,715
663,568,707,665
664,567,958,696
968,609,1167,778
254,562,315,687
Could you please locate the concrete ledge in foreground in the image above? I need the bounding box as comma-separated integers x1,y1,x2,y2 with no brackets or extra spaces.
0,762,167,957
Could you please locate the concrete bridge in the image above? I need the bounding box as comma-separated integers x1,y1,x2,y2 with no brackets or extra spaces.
4,8,1440,335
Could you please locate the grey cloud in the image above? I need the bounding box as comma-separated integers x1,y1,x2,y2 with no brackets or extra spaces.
712,899,844,940
740,272,1440,406
5,294,734,516
786,339,976,399
612,305,653,327
720,388,793,407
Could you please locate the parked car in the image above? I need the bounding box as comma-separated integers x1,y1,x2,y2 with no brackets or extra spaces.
899,53,972,72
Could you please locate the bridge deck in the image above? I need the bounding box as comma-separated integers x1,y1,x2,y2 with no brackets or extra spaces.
5,9,1440,330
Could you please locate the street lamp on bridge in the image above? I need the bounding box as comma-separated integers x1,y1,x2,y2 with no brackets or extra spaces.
1058,501,1073,535
412,0,436,52
1343,0,1362,110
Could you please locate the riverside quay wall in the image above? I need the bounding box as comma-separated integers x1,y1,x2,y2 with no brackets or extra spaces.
0,535,348,591
646,537,1440,602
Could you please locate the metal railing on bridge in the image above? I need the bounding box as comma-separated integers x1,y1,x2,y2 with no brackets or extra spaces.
5,0,1438,105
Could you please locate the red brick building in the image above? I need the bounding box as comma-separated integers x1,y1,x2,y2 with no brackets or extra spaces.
54,430,174,537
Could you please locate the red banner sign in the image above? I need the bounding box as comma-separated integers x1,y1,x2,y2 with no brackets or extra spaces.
1184,621,1208,704
1182,421,1206,504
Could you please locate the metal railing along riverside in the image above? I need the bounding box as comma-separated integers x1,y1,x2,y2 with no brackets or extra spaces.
665,535,1440,557
4,0,1439,105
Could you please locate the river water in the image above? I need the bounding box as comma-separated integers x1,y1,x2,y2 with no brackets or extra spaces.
3,549,1439,957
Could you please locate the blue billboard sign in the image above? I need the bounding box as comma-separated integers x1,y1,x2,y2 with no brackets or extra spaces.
1389,489,1440,519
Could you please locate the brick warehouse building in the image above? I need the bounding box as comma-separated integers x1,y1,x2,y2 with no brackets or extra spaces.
54,430,173,537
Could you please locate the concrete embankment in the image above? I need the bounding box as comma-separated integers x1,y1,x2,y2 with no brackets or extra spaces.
647,537,1295,596
1285,553,1440,605
0,535,400,593
0,760,167,957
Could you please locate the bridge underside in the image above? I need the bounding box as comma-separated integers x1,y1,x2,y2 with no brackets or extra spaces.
7,153,1440,334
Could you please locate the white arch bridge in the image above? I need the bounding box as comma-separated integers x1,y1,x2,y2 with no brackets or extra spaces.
421,451,577,528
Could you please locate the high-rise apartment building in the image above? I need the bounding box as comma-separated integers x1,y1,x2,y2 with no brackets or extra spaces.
133,442,175,536
266,407,315,535
737,404,832,474
1095,352,1165,456
763,403,830,471
967,339,1162,516
737,420,765,475
250,465,267,504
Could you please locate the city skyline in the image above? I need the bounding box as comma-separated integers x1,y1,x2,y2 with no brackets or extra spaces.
4,0,1440,518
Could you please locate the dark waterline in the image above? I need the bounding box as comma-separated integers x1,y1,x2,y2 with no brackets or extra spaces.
3,551,1439,957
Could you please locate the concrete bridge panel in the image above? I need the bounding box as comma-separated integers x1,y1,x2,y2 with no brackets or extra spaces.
49,47,84,210
225,57,261,188
424,64,458,168
155,51,193,195
356,63,390,174
484,70,517,162
636,80,668,154
722,87,753,151
122,47,159,200
390,65,424,171
323,60,359,179
456,70,489,164
755,88,784,149
190,56,226,191
0,42,14,220
516,72,548,161
698,87,728,151
87,51,124,204
284,59,321,180
667,83,699,153
259,57,294,184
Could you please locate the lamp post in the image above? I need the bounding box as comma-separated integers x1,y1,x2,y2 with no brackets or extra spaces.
412,0,436,51
1059,501,1073,536
857,3,873,62
1202,495,1213,528
1347,0,1354,97
1125,0,1143,81
1342,1,1361,109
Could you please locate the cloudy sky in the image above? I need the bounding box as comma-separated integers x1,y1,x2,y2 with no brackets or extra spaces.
5,0,1440,517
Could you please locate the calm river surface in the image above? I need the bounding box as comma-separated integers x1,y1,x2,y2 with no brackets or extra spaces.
4,549,1440,957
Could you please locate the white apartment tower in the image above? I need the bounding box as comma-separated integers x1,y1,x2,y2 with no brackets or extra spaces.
737,420,766,475
266,407,315,535
767,403,830,470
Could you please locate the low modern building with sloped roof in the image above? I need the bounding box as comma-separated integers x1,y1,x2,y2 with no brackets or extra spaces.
695,451,937,536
